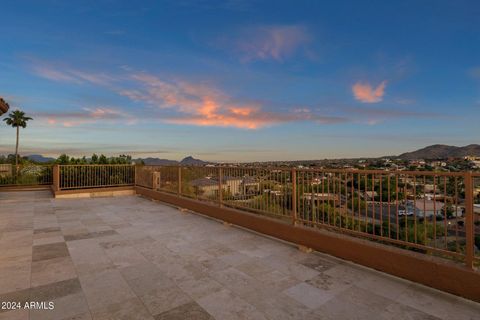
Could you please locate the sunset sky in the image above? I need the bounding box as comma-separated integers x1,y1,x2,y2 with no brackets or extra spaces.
1,0,479,161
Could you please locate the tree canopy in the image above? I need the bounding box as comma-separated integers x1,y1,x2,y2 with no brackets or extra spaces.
55,154,132,165
2,110,33,128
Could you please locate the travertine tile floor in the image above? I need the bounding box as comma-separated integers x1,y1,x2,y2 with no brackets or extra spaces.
0,190,479,320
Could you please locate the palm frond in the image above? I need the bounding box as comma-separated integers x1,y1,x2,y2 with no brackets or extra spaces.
3,109,33,128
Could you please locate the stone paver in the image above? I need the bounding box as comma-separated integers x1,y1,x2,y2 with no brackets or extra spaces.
0,190,479,320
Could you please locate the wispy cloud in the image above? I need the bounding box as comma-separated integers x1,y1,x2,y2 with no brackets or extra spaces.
36,107,137,127
120,73,346,129
28,62,434,129
33,64,116,85
219,25,312,62
33,66,80,83
352,81,387,103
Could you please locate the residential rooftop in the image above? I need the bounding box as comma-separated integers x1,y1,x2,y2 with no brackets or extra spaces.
1,190,479,320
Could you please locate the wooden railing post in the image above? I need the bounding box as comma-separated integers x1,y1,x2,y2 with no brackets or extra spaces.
292,168,297,225
178,166,182,195
218,167,223,207
53,165,60,191
464,172,474,269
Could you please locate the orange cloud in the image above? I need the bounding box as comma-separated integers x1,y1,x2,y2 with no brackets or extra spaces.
120,73,347,129
352,81,387,103
229,106,257,116
163,97,276,129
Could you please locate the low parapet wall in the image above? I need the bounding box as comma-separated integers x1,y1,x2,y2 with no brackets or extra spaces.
53,186,135,198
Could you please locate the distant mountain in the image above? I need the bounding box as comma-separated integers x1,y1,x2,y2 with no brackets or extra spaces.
180,156,209,166
136,156,210,166
397,144,480,160
27,154,55,163
140,158,179,165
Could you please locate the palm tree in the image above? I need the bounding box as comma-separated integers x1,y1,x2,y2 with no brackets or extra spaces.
3,110,33,167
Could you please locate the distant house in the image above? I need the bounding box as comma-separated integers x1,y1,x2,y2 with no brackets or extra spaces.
310,177,327,185
471,160,480,168
235,176,260,194
474,204,480,214
413,200,463,218
224,176,260,195
190,177,220,197
423,184,436,193
267,190,283,196
363,191,378,200
429,161,447,167
190,176,259,197
421,193,447,201
301,193,340,202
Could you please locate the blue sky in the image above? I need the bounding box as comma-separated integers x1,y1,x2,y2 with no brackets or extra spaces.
0,0,479,161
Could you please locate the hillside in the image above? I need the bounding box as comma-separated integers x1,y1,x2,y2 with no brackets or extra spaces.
179,156,208,166
27,154,56,163
138,156,209,166
397,144,480,160
140,158,179,165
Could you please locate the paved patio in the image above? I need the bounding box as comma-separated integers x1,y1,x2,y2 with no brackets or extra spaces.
0,191,479,320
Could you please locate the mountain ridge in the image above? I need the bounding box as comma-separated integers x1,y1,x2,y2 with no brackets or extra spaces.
139,156,210,166
5,145,479,164
396,144,480,160
26,154,56,163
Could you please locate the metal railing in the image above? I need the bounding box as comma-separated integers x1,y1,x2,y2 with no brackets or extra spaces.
136,165,479,268
56,165,135,190
0,164,53,186
294,169,476,267
134,165,157,189
27,163,476,268
472,173,480,262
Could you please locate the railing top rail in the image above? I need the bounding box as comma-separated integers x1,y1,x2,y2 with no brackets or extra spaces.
58,164,135,167
294,168,468,177
0,163,54,166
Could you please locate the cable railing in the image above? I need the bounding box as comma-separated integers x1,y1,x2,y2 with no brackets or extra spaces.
135,165,479,268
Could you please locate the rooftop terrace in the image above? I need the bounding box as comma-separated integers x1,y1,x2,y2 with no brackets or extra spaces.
1,190,479,320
